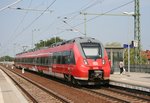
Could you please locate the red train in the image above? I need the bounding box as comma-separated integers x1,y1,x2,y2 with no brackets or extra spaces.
14,37,111,85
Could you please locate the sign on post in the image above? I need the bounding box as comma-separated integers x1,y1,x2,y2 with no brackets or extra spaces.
123,44,134,48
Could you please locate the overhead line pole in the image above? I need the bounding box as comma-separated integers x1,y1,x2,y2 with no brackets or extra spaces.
80,0,141,65
134,0,141,64
80,12,135,39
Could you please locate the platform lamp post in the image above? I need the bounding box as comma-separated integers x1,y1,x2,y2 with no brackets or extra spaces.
123,12,135,74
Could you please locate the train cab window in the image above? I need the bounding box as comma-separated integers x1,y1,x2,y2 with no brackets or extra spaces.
81,43,102,59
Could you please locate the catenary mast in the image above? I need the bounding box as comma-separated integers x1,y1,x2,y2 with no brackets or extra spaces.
134,0,141,64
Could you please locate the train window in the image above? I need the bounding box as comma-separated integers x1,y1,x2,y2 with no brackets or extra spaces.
19,58,21,63
41,57,45,65
15,58,17,62
53,53,57,64
17,58,19,63
62,51,70,64
53,52,62,64
29,58,32,64
57,52,62,64
81,43,102,59
22,58,24,63
33,58,36,64
48,56,52,65
45,57,49,65
53,51,75,64
26,58,28,63
36,57,40,65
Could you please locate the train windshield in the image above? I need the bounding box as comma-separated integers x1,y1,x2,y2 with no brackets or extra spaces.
81,43,102,59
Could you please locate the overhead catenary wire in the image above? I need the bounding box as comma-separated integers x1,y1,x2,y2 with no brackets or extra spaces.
0,0,22,12
53,0,134,38
81,0,105,12
6,0,33,46
41,0,106,39
18,0,56,34
2,0,56,55
13,0,103,42
9,0,56,43
6,0,54,47
8,7,54,13
73,0,134,28
41,0,134,40
1,0,135,56
60,0,105,23
34,0,100,39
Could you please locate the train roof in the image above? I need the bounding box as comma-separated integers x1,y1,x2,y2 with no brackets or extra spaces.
15,37,102,58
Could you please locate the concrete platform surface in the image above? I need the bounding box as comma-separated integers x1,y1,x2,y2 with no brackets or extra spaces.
110,72,150,92
0,69,28,103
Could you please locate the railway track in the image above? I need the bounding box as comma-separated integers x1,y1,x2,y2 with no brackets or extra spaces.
81,86,150,103
0,65,72,103
1,64,150,103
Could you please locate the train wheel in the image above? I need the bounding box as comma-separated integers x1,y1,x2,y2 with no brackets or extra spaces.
64,74,71,82
104,80,110,87
64,74,77,85
71,76,77,85
38,70,43,76
64,74,68,81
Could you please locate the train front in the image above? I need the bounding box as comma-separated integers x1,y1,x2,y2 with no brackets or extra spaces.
72,37,110,85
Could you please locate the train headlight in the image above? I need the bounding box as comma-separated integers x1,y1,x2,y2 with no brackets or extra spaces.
102,59,105,65
83,59,88,65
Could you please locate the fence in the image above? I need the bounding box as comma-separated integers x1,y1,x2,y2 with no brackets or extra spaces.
111,64,150,74
124,65,150,73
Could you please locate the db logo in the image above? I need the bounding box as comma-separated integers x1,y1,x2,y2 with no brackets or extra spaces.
93,61,98,66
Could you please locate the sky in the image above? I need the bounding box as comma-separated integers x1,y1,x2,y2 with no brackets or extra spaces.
0,0,150,57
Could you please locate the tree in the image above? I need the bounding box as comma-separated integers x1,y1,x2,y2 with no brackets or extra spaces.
124,48,148,65
35,37,64,49
0,56,14,61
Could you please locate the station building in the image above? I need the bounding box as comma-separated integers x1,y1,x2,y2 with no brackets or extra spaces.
105,46,124,72
105,45,150,73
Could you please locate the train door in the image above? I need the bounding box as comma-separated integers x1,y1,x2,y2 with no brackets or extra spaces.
32,57,38,71
63,50,76,83
48,53,53,75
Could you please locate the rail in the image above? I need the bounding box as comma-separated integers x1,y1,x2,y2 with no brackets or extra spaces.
0,65,72,103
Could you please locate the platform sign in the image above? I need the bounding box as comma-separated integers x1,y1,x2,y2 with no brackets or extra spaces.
133,40,138,47
123,44,134,48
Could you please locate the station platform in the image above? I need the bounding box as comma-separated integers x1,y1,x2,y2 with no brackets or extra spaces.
0,69,28,103
110,72,150,93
